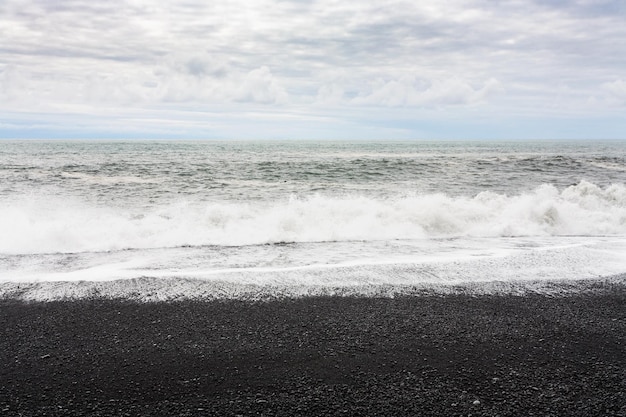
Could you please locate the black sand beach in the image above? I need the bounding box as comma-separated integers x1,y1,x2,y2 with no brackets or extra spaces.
1,290,625,416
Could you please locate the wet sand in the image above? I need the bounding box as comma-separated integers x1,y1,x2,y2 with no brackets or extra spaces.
1,290,625,416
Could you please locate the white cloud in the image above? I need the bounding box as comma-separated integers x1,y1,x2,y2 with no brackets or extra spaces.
351,77,503,107
600,79,626,105
234,66,288,104
1,0,626,138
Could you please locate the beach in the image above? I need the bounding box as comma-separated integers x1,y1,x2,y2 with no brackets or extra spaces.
2,285,625,416
2,140,626,415
3,0,626,412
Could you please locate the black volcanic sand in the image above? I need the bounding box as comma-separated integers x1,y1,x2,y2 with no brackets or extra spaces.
1,292,625,416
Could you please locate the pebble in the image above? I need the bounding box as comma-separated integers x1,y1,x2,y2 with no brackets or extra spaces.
1,294,624,416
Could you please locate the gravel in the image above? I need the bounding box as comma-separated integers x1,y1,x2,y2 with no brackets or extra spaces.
1,290,625,416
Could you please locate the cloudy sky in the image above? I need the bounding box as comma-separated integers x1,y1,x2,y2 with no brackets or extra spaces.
1,0,625,139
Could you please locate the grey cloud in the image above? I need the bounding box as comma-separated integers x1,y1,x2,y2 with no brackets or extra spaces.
2,0,626,122
179,56,229,78
527,0,625,17
0,46,146,63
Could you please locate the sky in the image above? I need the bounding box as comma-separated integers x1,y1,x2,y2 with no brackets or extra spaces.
1,0,625,140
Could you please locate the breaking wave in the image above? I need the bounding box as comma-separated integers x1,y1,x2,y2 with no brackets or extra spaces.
1,181,625,255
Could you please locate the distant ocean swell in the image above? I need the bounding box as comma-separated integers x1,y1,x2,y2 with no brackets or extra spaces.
1,180,624,255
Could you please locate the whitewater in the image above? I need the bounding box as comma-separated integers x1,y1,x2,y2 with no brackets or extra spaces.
1,140,626,300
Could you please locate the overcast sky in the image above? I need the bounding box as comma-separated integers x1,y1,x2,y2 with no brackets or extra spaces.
1,0,625,139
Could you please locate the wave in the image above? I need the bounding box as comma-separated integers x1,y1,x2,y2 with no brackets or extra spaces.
1,181,625,255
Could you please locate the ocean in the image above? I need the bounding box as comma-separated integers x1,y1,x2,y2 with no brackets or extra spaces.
1,139,626,300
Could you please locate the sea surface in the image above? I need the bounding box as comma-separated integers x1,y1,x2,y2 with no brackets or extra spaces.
1,140,626,300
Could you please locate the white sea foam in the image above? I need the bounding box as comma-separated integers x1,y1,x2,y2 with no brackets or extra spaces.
1,181,625,255
2,236,626,300
3,141,625,300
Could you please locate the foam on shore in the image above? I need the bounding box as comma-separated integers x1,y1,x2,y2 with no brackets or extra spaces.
2,274,625,302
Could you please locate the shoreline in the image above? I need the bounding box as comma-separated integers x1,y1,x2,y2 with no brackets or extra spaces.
2,274,626,302
2,288,625,416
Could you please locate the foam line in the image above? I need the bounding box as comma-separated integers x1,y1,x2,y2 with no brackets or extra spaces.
1,180,625,255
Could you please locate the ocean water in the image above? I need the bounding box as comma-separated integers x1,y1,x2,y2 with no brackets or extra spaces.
1,140,626,300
